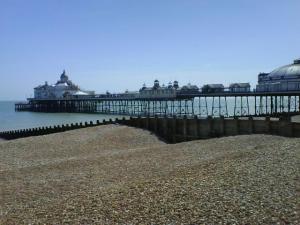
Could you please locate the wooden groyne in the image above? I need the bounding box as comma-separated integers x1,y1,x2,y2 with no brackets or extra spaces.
0,119,115,140
1,116,299,143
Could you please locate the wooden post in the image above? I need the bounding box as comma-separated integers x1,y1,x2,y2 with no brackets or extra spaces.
265,116,270,134
183,115,187,141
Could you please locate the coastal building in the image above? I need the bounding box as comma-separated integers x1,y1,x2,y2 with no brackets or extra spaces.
229,83,251,93
179,83,200,94
201,84,224,93
34,70,95,99
139,80,177,98
256,59,300,92
139,80,199,98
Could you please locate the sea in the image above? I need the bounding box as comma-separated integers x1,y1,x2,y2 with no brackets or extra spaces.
0,101,125,132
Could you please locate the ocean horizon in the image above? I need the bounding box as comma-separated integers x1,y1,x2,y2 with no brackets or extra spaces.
0,101,124,132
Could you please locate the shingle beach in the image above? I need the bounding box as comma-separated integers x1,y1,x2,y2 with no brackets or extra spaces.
0,125,299,224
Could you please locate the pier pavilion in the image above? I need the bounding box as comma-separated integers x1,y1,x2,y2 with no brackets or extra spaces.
256,59,300,92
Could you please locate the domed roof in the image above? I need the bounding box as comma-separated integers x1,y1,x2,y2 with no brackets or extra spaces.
60,70,69,81
268,59,300,78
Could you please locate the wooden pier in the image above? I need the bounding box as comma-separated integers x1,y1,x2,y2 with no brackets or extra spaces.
15,91,300,118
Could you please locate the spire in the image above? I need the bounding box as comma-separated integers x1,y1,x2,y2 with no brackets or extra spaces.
60,69,68,82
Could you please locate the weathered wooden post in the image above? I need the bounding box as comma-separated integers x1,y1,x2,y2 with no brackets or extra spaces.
207,116,213,137
279,116,293,137
248,116,254,134
193,115,199,139
265,116,270,134
162,115,168,141
172,115,177,143
145,115,149,130
152,115,158,134
183,115,187,141
219,116,225,137
137,116,141,128
233,116,239,136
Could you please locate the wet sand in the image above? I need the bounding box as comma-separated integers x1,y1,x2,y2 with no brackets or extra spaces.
0,125,299,224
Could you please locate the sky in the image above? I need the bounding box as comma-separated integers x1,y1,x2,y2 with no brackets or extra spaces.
0,0,299,100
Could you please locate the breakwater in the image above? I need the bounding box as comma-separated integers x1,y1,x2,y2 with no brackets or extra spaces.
1,116,299,142
0,119,115,140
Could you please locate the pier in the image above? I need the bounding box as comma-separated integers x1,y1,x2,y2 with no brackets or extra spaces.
15,91,300,118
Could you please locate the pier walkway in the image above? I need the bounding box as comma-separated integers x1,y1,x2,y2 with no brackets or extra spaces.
15,91,300,118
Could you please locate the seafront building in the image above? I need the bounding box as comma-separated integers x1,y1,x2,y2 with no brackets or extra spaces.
139,80,199,98
34,70,95,99
139,80,177,98
229,83,251,92
201,84,225,93
256,59,300,92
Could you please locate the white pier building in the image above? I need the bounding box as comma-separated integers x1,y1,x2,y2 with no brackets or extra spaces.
34,70,95,99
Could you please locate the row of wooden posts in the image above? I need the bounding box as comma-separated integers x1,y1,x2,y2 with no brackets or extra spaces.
0,119,118,140
1,116,299,143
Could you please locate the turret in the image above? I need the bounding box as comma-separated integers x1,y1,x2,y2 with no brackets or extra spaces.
173,80,179,89
153,79,160,89
60,70,69,83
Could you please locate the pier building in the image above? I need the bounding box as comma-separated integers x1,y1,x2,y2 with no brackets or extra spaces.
256,59,300,92
139,80,177,99
139,80,199,98
201,84,225,93
34,70,95,99
229,83,251,93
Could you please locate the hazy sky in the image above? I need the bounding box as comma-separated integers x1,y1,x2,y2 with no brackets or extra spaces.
0,0,299,100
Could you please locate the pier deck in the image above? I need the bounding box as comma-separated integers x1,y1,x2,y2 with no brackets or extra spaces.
15,91,300,118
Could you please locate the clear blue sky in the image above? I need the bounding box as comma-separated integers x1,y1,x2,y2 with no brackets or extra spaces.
0,0,299,100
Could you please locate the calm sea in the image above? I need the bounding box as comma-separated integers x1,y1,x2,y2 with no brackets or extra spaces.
0,101,125,132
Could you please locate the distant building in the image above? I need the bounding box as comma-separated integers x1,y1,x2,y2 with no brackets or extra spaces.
256,59,300,92
229,83,251,93
179,83,199,94
139,80,177,98
201,84,224,93
139,80,200,98
34,70,95,99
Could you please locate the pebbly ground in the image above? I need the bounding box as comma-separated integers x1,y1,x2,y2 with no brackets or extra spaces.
0,125,299,224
